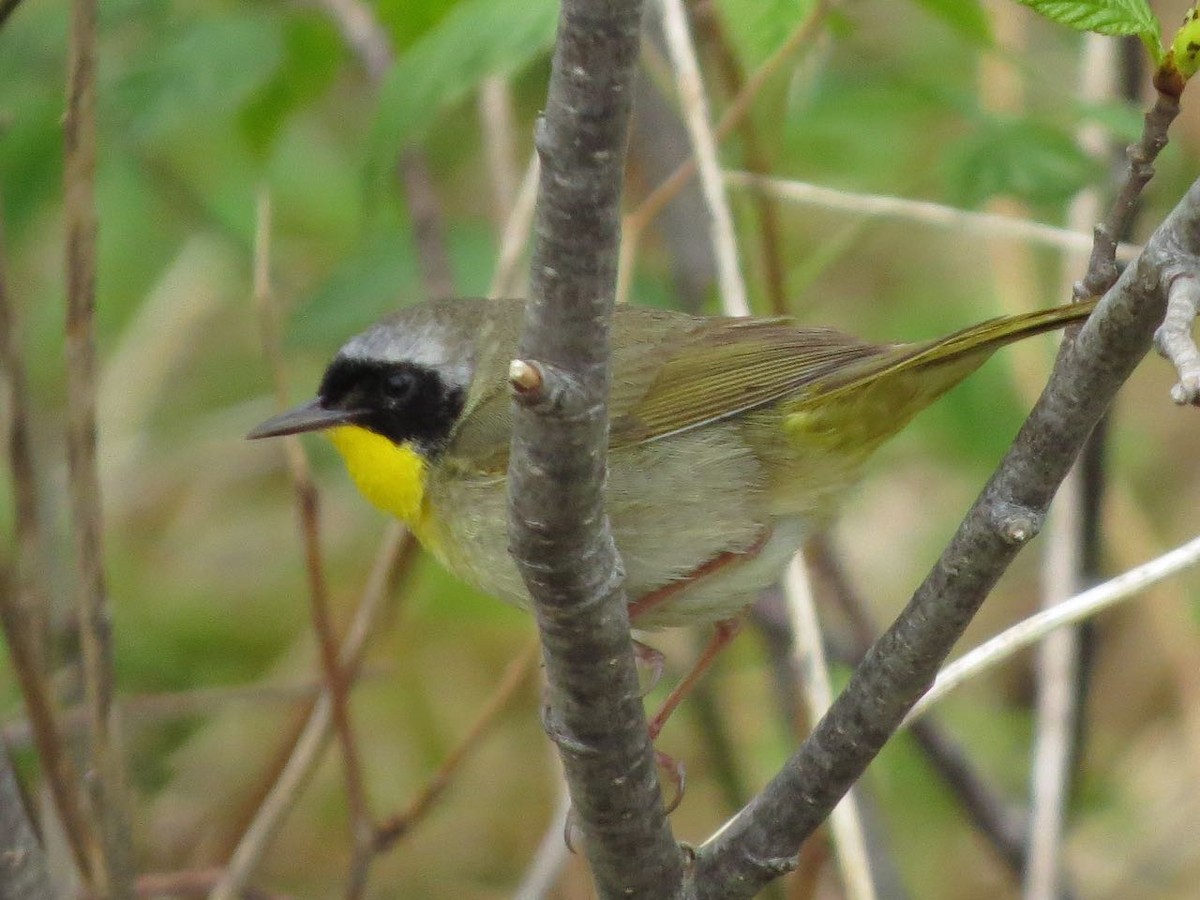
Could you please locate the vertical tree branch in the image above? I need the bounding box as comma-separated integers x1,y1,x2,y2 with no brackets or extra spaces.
63,1,134,896
506,0,684,896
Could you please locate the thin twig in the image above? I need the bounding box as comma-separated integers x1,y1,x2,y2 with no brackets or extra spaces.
208,525,414,900
659,5,874,895
135,868,292,900
251,190,375,900
2,675,391,748
659,0,748,316
907,534,1200,723
618,2,835,305
690,4,790,314
488,153,539,299
478,75,520,229
803,535,1033,885
512,777,573,900
624,0,835,238
1026,32,1119,900
375,637,541,849
64,0,134,894
724,172,1142,262
782,559,877,900
0,189,96,882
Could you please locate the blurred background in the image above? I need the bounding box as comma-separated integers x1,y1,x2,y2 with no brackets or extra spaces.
2,0,1200,897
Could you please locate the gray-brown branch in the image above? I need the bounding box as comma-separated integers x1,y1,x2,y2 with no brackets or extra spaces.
685,172,1200,900
505,0,685,897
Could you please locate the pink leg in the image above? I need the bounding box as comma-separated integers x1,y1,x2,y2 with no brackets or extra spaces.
647,616,745,741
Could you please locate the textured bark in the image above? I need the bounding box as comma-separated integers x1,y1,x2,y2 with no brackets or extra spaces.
686,175,1200,900
505,0,686,897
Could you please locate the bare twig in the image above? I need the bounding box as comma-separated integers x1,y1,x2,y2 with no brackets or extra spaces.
506,0,685,894
659,0,748,316
724,172,1142,262
250,190,375,898
618,1,835,305
136,868,292,900
907,533,1200,722
782,559,877,900
512,778,573,900
625,0,836,237
64,0,134,894
209,525,414,900
479,75,520,228
375,637,540,849
2,676,392,748
1026,31,1118,900
1155,271,1200,403
488,153,539,299
804,536,1033,885
0,190,96,882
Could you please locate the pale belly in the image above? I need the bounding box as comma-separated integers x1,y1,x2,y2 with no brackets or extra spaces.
424,428,820,629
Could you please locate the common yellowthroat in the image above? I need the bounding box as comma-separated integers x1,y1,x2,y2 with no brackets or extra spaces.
248,297,1095,628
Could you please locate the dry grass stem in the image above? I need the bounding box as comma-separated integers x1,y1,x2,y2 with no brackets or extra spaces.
375,637,540,849
209,525,414,900
659,0,748,316
250,190,376,899
64,0,134,892
0,193,96,880
625,0,836,237
488,152,539,298
725,172,1141,262
782,558,877,900
479,75,520,228
907,533,1200,723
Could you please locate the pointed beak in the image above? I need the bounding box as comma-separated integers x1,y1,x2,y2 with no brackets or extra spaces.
246,398,364,440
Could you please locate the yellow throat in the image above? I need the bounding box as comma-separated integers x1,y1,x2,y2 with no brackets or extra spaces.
327,425,434,541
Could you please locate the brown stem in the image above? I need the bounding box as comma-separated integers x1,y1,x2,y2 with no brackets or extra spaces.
64,0,134,893
251,191,375,899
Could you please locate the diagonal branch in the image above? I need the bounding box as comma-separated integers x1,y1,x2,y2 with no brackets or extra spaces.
686,167,1200,900
505,0,684,896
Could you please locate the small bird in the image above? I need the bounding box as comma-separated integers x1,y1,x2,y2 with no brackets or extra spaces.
248,296,1094,634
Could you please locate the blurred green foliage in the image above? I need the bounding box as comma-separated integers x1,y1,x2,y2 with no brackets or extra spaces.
2,0,1199,897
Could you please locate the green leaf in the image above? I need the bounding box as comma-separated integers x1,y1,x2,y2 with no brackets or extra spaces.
943,116,1102,211
239,12,345,155
1010,0,1159,42
368,0,557,183
908,0,992,44
714,0,816,68
113,15,285,139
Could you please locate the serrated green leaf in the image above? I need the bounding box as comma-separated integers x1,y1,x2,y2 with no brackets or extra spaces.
909,0,992,44
368,0,557,183
1011,0,1159,40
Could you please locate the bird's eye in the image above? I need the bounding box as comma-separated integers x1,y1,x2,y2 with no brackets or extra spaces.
384,369,418,403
